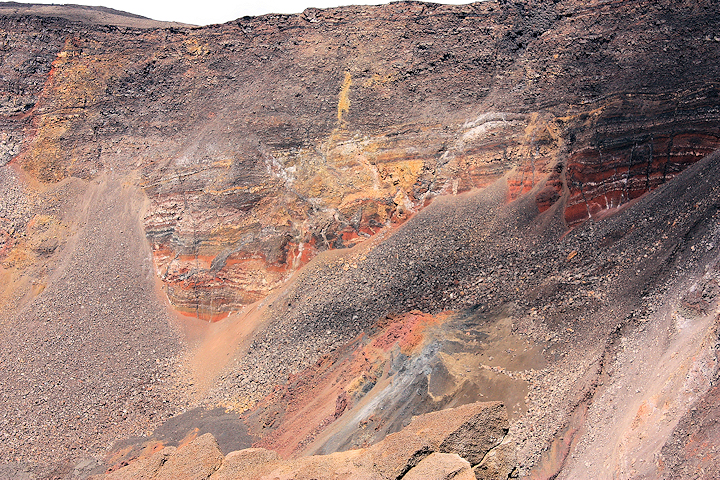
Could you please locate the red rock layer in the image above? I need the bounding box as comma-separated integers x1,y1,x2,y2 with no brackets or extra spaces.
564,131,720,226
245,311,447,457
141,116,542,317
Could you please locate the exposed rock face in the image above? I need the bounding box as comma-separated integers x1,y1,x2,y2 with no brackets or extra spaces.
97,402,508,480
365,401,508,478
96,433,224,480
209,448,280,480
562,126,720,227
153,433,224,480
472,439,516,480
101,446,177,480
2,0,718,317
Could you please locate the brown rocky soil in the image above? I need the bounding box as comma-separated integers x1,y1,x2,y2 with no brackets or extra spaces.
0,1,719,479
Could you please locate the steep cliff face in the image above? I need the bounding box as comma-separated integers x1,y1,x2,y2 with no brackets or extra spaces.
3,0,718,317
1,1,720,478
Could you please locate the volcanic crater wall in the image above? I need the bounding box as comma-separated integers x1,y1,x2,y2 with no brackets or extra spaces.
1,0,719,319
2,1,720,478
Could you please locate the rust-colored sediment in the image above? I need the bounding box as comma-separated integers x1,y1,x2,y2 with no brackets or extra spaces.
563,133,720,227
248,310,450,458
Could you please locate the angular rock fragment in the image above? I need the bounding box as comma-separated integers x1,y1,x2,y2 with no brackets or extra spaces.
95,403,510,480
153,433,223,480
260,449,378,480
98,447,176,480
437,402,509,466
473,440,517,480
402,452,475,480
367,401,508,478
210,447,280,480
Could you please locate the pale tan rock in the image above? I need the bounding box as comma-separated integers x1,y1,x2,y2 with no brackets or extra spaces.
154,433,224,480
98,404,508,480
210,447,281,480
366,401,508,478
366,430,432,479
99,447,177,480
260,449,379,480
402,452,475,480
437,402,509,465
473,440,517,480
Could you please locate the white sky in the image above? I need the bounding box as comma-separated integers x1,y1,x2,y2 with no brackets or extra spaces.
18,0,476,26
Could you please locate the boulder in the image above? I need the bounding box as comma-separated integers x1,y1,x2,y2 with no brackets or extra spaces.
473,440,517,480
154,433,224,480
93,403,509,480
99,447,177,480
403,452,475,480
367,401,508,478
210,447,281,480
260,449,379,480
437,402,509,466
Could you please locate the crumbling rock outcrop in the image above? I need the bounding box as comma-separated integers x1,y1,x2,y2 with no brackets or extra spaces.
210,448,281,480
365,401,508,478
98,433,224,480
96,402,509,480
403,453,475,480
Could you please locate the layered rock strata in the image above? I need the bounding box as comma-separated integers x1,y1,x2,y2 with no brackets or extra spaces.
1,1,720,478
1,0,718,316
